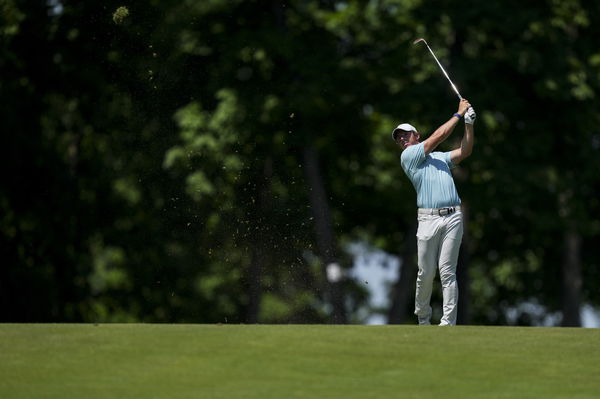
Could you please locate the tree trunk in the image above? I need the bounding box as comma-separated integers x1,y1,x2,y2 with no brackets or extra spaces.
457,202,471,325
246,246,263,324
387,221,417,324
561,225,582,327
303,146,347,323
558,189,582,327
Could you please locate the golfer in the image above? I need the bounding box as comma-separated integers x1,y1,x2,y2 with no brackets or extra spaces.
393,99,475,325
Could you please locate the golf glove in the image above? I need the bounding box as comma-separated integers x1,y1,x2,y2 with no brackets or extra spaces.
465,107,476,125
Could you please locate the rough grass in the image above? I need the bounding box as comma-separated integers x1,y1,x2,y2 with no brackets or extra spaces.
1,324,598,398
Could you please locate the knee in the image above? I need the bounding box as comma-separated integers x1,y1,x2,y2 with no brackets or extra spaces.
439,272,456,288
417,266,436,282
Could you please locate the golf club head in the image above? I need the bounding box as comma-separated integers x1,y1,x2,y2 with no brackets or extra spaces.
413,38,426,45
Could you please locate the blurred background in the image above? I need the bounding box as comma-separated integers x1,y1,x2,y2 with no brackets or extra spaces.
1,0,599,326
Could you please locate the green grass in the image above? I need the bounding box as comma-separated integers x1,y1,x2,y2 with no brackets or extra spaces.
1,324,598,398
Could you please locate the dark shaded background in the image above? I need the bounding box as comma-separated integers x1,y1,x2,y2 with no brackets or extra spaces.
2,0,599,325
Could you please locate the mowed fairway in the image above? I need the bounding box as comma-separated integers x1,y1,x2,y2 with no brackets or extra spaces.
1,324,598,398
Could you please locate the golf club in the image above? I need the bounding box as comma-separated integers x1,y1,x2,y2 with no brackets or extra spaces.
413,38,462,100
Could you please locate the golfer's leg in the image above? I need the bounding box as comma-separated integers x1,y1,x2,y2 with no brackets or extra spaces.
414,218,440,324
438,213,464,326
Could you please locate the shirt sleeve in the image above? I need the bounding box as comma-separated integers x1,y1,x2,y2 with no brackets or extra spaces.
444,151,456,169
400,143,425,175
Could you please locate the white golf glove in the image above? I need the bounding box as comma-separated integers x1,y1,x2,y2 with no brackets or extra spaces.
465,107,476,125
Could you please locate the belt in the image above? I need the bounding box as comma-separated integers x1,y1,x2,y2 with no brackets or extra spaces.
418,206,461,216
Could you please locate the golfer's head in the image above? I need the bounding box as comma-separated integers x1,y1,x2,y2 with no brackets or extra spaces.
392,123,419,149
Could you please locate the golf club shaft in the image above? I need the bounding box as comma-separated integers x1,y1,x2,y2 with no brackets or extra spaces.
420,40,462,100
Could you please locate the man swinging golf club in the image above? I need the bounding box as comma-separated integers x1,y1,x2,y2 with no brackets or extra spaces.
393,99,476,325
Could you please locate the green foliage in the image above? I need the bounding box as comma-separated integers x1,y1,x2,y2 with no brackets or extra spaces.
0,0,24,37
112,6,129,25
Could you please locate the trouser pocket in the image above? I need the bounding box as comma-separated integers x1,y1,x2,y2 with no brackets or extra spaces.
416,215,437,240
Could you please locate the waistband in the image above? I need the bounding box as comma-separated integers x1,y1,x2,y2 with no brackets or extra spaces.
417,206,461,216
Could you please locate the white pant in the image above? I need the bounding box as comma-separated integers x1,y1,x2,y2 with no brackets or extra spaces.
414,211,463,326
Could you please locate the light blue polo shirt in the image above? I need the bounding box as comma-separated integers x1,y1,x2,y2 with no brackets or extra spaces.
400,142,461,209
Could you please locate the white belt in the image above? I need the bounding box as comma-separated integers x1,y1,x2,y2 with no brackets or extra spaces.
418,206,461,216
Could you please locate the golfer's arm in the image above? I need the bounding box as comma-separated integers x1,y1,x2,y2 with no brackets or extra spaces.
423,116,460,155
450,124,474,164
